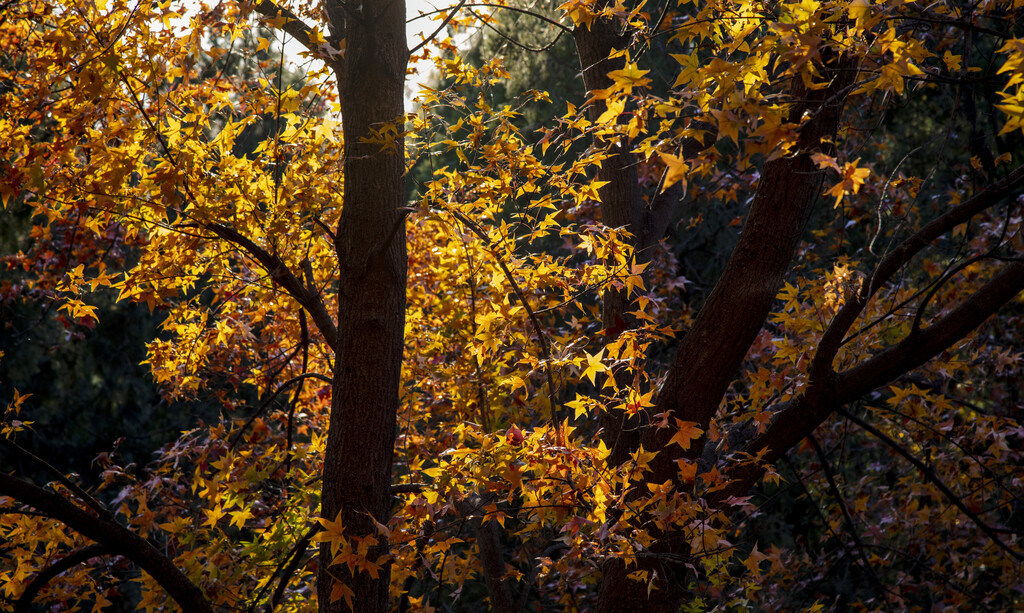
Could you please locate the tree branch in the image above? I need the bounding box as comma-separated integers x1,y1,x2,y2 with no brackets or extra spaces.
833,258,1024,399
645,53,860,476
247,0,334,62
230,371,333,451
409,0,468,55
807,435,888,597
390,482,428,494
269,526,317,611
207,223,339,349
810,163,1024,384
13,544,110,613
448,208,561,422
0,438,112,521
724,258,1024,501
0,474,213,613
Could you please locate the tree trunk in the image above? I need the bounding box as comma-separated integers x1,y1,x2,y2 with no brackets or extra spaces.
319,0,409,611
592,49,858,612
573,16,685,466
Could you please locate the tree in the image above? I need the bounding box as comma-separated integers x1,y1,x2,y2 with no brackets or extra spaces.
1,0,1023,611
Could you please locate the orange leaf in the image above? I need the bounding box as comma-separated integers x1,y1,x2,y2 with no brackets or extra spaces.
668,419,704,450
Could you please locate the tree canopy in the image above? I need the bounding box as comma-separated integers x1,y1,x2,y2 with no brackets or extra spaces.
1,0,1023,611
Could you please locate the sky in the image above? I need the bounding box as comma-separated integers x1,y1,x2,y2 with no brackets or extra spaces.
407,0,448,43
272,0,470,108
404,0,451,107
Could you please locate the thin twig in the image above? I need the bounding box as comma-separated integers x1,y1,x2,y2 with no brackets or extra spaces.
447,208,562,423
0,439,112,520
230,372,332,451
839,408,1024,561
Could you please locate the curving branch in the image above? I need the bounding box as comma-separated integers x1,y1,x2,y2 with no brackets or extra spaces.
229,371,333,451
832,258,1024,399
208,223,339,349
723,258,1024,502
809,163,1024,384
0,438,112,521
447,208,561,422
409,0,468,55
13,544,110,613
0,473,213,613
117,65,340,351
465,6,565,54
407,2,572,38
247,0,336,63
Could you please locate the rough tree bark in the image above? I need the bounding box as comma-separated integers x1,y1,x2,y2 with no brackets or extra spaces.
318,0,409,611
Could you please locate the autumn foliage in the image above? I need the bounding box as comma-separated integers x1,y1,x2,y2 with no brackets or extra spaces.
1,0,1023,611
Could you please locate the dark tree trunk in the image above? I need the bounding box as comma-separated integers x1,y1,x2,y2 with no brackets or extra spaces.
573,16,686,467
318,0,409,611
590,46,859,611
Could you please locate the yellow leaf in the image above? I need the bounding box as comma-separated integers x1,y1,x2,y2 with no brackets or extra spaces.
91,592,113,612
942,50,962,72
202,505,225,528
677,459,697,483
316,511,348,558
606,63,651,93
580,349,608,386
229,507,254,529
632,445,658,471
658,152,688,193
596,97,625,125
566,394,593,420
60,299,99,324
263,12,290,28
847,0,871,27
743,543,769,576
331,579,355,610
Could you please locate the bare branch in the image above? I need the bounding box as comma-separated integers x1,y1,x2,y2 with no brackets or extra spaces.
807,435,889,597
447,208,561,422
406,2,572,44
409,0,468,55
245,523,317,613
268,526,317,611
14,544,110,613
230,371,333,451
390,482,428,494
0,438,112,521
